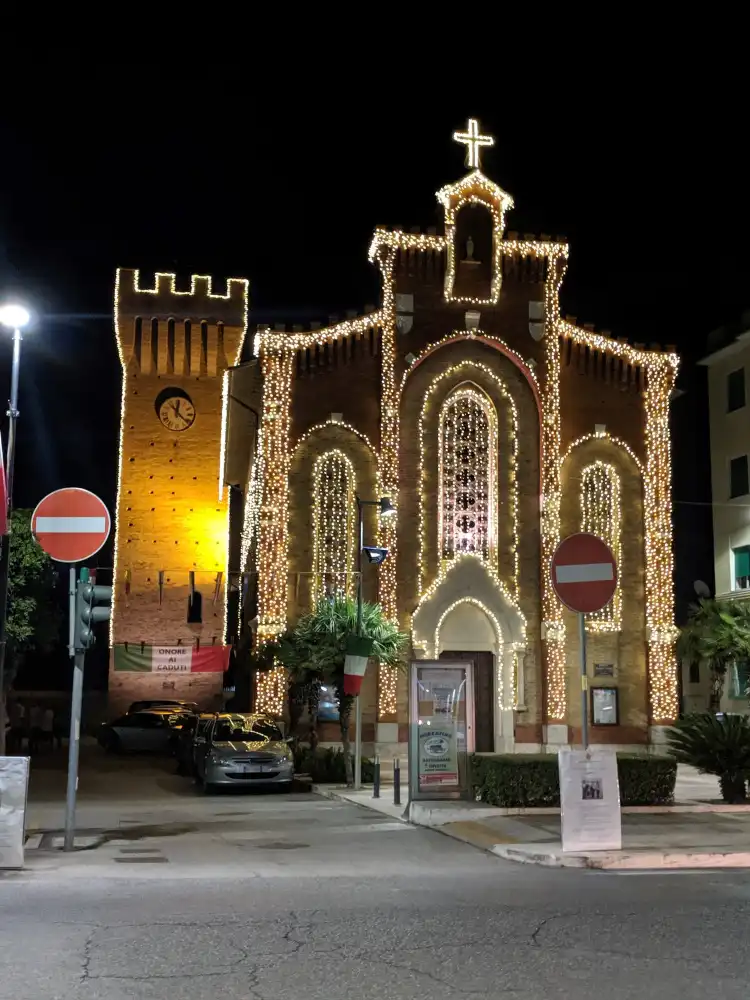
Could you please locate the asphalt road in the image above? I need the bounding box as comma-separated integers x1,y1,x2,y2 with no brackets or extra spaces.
3,756,750,998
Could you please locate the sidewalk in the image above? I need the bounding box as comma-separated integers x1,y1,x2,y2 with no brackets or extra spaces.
314,766,750,869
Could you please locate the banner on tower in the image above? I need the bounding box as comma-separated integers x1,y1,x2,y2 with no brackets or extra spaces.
113,644,230,673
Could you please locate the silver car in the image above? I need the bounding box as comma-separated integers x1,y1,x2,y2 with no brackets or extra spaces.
194,714,293,792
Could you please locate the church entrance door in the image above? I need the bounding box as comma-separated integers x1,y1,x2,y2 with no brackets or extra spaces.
440,650,494,752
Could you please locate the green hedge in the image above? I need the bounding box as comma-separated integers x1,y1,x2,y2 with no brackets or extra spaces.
471,753,676,808
294,747,374,784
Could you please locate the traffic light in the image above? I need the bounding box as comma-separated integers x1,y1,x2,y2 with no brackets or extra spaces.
75,572,112,652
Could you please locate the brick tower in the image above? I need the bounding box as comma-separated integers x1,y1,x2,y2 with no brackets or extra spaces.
109,269,249,713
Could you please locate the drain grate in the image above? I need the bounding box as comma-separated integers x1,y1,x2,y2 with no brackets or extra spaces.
114,856,169,864
118,847,162,854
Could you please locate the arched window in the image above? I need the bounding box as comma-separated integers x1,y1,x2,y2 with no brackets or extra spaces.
580,461,621,630
311,450,356,603
439,387,497,561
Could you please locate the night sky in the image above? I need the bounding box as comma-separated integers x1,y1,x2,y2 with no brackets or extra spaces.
1,62,746,648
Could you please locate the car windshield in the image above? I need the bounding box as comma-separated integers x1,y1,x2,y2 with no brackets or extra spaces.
213,719,283,743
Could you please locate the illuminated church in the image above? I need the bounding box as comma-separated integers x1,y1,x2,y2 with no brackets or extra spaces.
109,120,679,755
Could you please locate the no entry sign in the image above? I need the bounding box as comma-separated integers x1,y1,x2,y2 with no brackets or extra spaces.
550,533,617,614
31,488,111,563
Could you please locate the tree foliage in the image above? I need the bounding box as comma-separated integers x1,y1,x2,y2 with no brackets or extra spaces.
4,508,61,686
258,597,408,783
677,598,750,712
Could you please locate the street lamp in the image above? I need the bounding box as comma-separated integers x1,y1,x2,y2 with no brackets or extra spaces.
353,495,396,788
0,303,31,755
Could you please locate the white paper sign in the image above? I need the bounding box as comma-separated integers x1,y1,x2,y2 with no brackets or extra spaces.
558,748,621,853
0,756,30,869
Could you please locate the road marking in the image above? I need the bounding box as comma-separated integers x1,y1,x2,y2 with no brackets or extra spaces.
555,562,614,584
35,516,107,533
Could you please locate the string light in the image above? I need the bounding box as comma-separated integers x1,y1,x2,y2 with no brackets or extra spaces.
311,450,356,603
439,388,497,563
580,461,622,632
643,359,680,721
562,431,644,474
374,244,400,717
414,552,526,627
293,417,378,460
541,255,568,722
452,118,495,169
257,312,384,354
254,347,295,716
417,362,518,601
111,267,248,650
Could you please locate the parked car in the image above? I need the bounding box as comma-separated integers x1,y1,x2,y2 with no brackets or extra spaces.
193,714,293,792
174,713,215,775
127,699,199,715
98,709,190,754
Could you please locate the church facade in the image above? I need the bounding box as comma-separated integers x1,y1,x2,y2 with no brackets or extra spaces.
110,121,680,755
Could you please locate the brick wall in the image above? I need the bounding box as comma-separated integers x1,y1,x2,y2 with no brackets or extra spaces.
109,270,247,712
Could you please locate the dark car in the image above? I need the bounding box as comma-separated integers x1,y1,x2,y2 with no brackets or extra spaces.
174,713,215,775
98,709,189,753
127,699,199,715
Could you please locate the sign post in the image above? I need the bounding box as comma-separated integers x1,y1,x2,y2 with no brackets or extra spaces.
550,533,617,749
30,488,111,851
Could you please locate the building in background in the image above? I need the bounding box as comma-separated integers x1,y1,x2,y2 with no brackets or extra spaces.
111,121,682,755
686,313,750,714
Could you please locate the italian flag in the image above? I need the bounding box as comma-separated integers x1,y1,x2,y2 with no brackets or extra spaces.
343,634,374,696
114,644,230,673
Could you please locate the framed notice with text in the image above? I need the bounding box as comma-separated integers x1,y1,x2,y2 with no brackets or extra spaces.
591,687,619,726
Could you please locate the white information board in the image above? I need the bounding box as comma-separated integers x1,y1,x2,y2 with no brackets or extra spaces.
0,756,30,869
558,748,621,853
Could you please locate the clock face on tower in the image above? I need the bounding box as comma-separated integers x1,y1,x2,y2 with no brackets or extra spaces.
155,387,196,432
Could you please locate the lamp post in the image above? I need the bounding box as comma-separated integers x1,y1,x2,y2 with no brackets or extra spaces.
353,495,396,789
0,304,31,756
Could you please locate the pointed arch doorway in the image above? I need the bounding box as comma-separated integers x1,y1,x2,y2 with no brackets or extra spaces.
412,556,526,754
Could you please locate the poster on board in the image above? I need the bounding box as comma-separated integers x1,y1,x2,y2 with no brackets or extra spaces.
558,748,622,852
0,756,30,869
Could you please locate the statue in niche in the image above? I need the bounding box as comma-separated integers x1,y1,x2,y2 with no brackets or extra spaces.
464,235,475,261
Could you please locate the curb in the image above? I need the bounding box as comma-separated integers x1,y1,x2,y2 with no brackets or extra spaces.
490,844,750,870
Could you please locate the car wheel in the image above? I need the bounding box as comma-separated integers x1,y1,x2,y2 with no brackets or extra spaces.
104,733,121,754
202,781,215,795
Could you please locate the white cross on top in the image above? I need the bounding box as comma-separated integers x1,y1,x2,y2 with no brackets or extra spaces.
452,118,494,170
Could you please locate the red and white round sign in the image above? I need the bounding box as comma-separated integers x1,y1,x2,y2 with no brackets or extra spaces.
31,488,111,564
550,533,617,614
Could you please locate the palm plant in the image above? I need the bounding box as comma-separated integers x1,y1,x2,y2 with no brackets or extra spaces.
666,713,750,802
292,597,408,785
677,598,750,712
259,598,407,784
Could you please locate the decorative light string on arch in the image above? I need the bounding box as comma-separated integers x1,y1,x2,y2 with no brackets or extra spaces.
580,461,622,632
417,362,519,601
311,450,357,603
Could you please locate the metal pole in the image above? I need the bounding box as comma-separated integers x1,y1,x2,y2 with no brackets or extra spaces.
354,693,362,791
354,499,364,790
67,567,76,658
0,327,23,756
373,753,380,798
579,612,589,750
64,649,84,851
393,756,401,806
